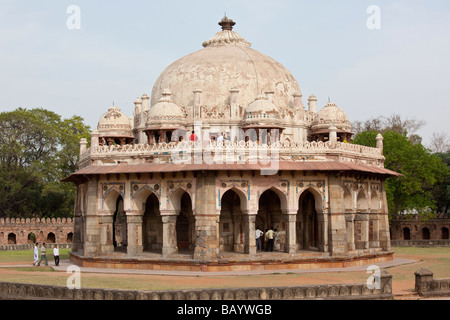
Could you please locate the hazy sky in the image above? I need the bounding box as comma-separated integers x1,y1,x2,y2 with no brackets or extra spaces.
1,0,449,145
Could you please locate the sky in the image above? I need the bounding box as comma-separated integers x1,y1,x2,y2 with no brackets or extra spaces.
0,0,449,146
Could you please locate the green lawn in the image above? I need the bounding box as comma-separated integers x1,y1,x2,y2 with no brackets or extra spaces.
0,248,71,263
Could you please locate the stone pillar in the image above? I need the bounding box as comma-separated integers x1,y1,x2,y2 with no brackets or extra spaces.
193,171,220,260
83,176,101,257
327,174,347,255
345,213,355,251
414,268,434,295
79,138,87,157
126,213,143,256
161,214,178,257
317,212,329,252
369,213,380,248
232,211,243,252
379,180,391,251
194,214,220,260
361,214,370,250
283,211,297,254
243,213,256,255
99,214,114,253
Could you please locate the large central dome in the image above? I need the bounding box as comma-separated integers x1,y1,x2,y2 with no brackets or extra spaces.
151,17,301,110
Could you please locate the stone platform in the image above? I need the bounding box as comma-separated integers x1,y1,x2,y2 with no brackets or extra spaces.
70,250,394,273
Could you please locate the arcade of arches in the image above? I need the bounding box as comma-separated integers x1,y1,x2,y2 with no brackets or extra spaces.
71,171,392,262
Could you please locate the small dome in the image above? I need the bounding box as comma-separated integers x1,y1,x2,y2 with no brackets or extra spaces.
148,90,185,120
244,95,280,118
146,90,185,130
97,106,134,138
312,102,352,133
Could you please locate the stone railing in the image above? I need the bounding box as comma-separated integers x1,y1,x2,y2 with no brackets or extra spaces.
81,140,383,166
415,268,450,298
0,270,393,300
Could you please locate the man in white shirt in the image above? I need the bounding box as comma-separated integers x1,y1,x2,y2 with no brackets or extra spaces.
255,227,264,251
53,244,60,266
33,243,39,266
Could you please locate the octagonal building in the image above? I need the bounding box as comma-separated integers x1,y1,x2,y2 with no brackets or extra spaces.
65,17,399,271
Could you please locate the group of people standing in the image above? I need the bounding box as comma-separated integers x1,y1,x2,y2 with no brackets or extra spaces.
33,243,60,267
255,226,280,252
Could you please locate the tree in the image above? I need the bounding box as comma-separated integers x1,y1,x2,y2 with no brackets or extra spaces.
428,132,450,154
352,113,426,143
432,151,450,214
352,130,448,216
0,108,91,218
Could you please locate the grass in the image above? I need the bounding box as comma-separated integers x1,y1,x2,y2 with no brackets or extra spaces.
0,247,449,293
0,248,71,263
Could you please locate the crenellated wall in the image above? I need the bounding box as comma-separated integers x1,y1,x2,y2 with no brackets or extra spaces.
0,217,73,246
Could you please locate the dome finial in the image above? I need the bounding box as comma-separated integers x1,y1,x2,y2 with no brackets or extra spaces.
219,16,236,31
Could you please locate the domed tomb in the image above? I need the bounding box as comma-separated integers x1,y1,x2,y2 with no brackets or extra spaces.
311,102,353,142
97,106,134,146
151,17,302,117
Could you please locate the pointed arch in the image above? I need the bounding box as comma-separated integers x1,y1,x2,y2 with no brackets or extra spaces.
220,186,248,212
356,189,369,212
343,185,353,211
258,186,288,211
219,189,245,253
103,187,123,213
133,186,160,212
168,187,194,213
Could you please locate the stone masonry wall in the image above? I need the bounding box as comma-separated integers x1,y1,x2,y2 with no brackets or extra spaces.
0,218,73,245
0,270,393,300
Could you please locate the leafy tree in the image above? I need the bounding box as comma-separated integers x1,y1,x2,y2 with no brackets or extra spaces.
432,151,450,214
352,130,448,216
0,108,90,218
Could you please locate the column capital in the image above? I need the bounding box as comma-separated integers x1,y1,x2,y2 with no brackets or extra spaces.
282,209,298,215
241,209,258,215
160,209,178,216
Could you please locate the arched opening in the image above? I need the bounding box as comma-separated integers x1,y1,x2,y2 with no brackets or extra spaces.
219,189,244,253
257,189,283,251
142,193,162,252
422,227,430,240
27,233,36,244
357,189,368,212
176,192,194,251
7,233,16,244
67,232,73,243
297,190,319,251
47,232,56,243
343,186,353,211
442,227,449,240
113,196,127,250
403,227,411,240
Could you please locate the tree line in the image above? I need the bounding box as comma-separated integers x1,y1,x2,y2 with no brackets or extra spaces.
0,108,91,218
352,114,449,217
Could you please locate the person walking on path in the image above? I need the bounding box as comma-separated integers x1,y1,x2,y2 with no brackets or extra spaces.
255,227,264,251
37,243,48,266
53,244,60,266
33,243,39,266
